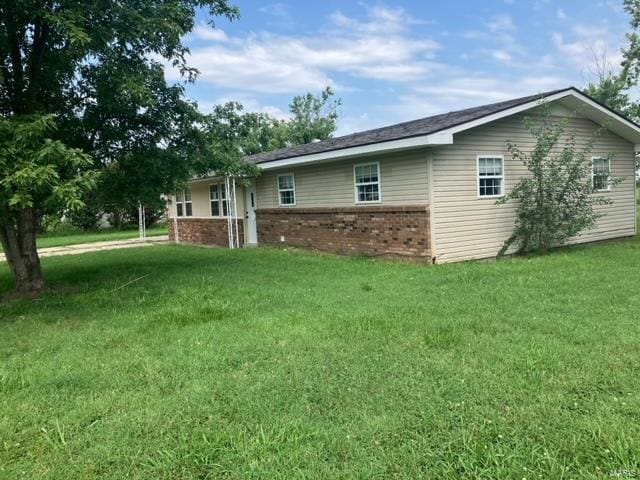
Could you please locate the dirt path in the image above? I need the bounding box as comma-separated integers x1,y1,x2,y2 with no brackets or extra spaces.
0,235,169,262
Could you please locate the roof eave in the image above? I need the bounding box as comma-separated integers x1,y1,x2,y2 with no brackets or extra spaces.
258,132,453,171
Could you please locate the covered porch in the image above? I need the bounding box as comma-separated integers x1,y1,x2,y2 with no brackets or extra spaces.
168,176,257,248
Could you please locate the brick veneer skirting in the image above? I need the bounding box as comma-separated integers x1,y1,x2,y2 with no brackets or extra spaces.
256,205,431,260
169,218,244,247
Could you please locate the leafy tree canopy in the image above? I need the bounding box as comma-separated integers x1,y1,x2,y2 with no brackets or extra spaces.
0,0,239,293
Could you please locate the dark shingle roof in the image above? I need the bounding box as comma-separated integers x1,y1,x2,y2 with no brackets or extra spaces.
246,87,574,164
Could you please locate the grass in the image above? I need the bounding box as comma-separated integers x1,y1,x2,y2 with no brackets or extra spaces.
1,237,639,478
33,225,168,250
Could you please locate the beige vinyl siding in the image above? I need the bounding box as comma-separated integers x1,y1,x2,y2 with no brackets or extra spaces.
168,178,245,219
432,112,636,263
256,149,430,208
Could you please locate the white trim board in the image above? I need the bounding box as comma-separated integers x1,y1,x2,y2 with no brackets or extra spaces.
259,133,453,170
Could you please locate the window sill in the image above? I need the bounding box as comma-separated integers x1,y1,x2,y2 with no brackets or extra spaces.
477,195,504,200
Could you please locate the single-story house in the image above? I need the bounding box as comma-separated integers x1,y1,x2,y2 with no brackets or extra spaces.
168,87,639,263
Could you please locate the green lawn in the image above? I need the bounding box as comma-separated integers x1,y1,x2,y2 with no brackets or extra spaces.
33,225,168,250
1,237,639,478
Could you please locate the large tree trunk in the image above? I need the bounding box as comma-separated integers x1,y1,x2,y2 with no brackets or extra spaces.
0,207,45,294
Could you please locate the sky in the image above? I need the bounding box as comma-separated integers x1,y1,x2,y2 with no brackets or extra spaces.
168,0,632,136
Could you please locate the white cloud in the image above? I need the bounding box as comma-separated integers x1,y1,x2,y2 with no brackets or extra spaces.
597,1,624,14
260,2,290,18
167,5,440,94
552,23,624,73
259,3,295,28
486,14,515,33
489,49,513,62
172,3,629,136
386,75,572,122
197,95,289,120
191,24,229,42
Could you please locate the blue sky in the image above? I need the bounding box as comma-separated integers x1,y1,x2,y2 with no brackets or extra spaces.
168,0,631,135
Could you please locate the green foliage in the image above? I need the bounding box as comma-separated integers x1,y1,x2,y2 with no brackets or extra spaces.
0,1,241,213
622,0,640,89
584,70,640,121
498,104,618,255
583,1,640,122
286,86,341,145
1,238,640,477
66,192,103,231
0,0,239,291
200,87,341,173
0,115,96,220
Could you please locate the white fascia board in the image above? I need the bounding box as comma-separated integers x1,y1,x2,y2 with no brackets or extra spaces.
444,91,574,135
442,89,640,142
259,132,453,171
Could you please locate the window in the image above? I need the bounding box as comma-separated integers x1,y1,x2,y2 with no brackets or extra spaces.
184,188,192,216
175,189,192,217
209,183,229,217
277,173,296,206
210,184,220,216
477,156,504,198
592,157,611,191
354,162,380,203
221,183,228,216
175,191,184,217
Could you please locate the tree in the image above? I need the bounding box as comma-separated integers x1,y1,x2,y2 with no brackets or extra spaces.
0,0,241,293
0,115,95,293
584,51,640,120
622,0,640,91
201,87,341,160
497,104,617,255
285,87,341,145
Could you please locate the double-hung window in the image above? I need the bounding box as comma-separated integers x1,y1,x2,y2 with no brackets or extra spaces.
592,157,611,191
175,189,192,217
354,162,381,203
209,183,229,217
277,173,296,206
210,184,220,216
477,156,504,198
221,183,228,216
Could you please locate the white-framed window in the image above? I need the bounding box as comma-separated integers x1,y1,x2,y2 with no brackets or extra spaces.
277,173,296,206
210,184,220,216
175,188,192,217
477,156,504,198
221,183,228,216
209,183,229,217
354,162,381,203
592,156,611,192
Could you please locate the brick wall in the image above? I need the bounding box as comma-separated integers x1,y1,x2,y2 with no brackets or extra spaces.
169,218,244,247
256,205,431,260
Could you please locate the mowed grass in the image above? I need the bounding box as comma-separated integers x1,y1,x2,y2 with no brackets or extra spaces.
1,237,639,478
